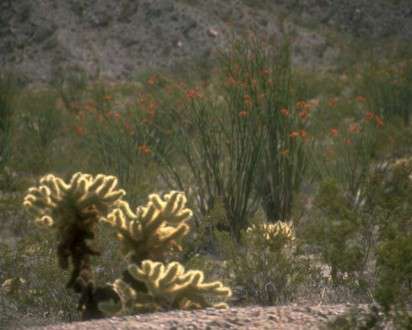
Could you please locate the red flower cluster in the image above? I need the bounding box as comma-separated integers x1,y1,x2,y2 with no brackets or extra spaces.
239,111,248,118
280,108,289,117
186,88,201,99
348,123,361,134
330,128,338,137
364,112,384,127
289,130,307,140
138,144,151,156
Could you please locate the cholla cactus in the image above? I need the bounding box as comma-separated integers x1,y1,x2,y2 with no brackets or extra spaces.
102,191,193,262
1,277,25,295
23,172,125,290
104,260,231,314
390,157,412,182
23,172,125,229
23,174,232,320
246,221,295,241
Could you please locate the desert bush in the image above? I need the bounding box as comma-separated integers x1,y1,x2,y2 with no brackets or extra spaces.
302,179,369,290
217,227,309,305
309,97,385,201
0,73,19,170
53,66,89,115
302,99,388,298
210,203,309,305
303,108,412,306
11,89,66,173
358,58,412,126
368,157,412,311
375,234,412,311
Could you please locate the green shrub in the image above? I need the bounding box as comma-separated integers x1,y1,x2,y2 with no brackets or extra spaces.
214,210,309,305
53,66,89,115
309,97,384,200
12,89,65,173
0,73,19,169
359,58,412,126
375,234,412,311
303,105,384,293
302,179,368,289
368,157,412,311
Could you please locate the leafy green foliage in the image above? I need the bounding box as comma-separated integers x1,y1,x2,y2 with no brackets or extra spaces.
368,157,412,311
303,179,367,286
375,234,412,310
212,210,309,305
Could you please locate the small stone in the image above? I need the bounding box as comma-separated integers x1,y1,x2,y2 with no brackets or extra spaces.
207,28,218,37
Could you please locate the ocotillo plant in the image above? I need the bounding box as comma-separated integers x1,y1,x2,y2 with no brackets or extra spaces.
219,37,311,223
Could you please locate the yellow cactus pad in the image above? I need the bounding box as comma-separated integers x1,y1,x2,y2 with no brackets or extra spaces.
23,172,125,229
102,191,193,262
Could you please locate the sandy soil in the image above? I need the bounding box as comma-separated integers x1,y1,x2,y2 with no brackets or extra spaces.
27,304,365,330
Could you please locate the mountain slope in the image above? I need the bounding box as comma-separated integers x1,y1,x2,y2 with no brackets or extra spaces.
0,0,410,83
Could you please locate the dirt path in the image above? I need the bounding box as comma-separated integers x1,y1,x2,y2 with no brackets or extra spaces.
29,304,363,330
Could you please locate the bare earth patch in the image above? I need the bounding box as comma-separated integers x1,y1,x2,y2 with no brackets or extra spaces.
30,304,362,330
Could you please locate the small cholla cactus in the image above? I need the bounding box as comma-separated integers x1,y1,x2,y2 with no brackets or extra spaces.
1,277,25,295
246,221,295,241
23,172,125,229
23,172,126,297
101,260,231,314
102,191,193,263
391,157,412,182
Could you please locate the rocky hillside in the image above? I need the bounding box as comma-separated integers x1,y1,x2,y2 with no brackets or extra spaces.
0,0,411,84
